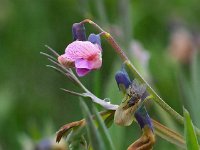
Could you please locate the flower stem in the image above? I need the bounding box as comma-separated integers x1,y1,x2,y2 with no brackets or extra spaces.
100,32,128,61
82,19,128,61
81,19,200,136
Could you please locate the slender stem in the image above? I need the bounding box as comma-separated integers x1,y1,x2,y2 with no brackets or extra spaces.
60,88,87,97
82,19,128,61
100,32,128,61
69,72,90,93
40,52,57,61
81,19,200,136
45,45,60,57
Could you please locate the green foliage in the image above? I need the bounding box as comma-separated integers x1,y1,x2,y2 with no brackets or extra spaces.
180,52,200,127
183,107,199,150
81,101,105,150
80,101,115,150
65,125,87,150
92,107,115,150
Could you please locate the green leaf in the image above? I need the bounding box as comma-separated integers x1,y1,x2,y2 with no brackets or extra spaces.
80,100,105,150
92,106,115,150
183,107,199,150
191,51,200,126
191,51,200,100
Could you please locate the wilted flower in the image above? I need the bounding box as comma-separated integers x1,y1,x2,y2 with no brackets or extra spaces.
58,22,102,77
114,67,155,149
114,68,153,127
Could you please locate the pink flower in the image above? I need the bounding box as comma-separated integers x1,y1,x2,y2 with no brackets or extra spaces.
58,41,102,77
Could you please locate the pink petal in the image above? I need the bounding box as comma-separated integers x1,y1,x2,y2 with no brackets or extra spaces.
76,68,91,77
87,54,102,69
65,41,101,61
75,56,102,71
75,58,90,69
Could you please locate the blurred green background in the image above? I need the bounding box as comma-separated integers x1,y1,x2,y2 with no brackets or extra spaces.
1,0,200,149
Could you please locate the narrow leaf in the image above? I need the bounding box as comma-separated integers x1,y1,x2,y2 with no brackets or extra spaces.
92,106,115,150
152,119,186,149
40,51,57,61
80,100,105,150
183,107,199,150
45,45,59,57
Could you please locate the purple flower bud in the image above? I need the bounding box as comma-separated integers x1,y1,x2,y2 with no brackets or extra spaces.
88,33,101,47
134,106,153,131
115,68,131,90
72,23,87,41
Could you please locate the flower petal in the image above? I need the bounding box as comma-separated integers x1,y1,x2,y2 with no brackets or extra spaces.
58,40,102,76
75,58,90,69
88,53,102,69
88,33,101,48
65,41,101,61
76,68,91,77
58,54,74,67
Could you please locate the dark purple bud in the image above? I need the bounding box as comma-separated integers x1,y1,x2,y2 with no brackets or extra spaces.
72,23,87,41
115,68,131,90
88,33,101,47
134,106,153,131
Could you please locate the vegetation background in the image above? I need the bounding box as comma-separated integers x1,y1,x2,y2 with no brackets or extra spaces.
0,0,200,149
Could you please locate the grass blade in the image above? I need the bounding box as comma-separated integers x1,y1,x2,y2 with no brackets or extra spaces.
80,100,105,150
152,119,186,149
183,107,199,150
92,106,115,150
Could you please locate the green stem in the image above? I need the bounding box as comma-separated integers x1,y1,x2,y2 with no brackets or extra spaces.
81,19,200,136
82,19,128,61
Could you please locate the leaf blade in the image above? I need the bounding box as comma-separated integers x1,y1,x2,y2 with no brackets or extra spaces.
80,100,105,150
92,106,115,150
183,107,199,150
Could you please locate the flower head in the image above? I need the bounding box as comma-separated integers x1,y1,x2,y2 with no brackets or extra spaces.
58,40,102,77
58,22,103,77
